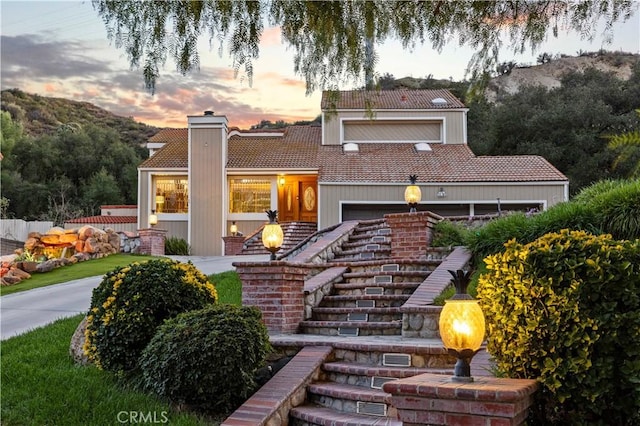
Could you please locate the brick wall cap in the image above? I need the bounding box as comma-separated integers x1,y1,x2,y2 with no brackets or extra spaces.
383,373,539,402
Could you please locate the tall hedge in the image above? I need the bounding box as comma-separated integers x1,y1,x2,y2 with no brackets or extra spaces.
477,229,640,425
84,259,217,373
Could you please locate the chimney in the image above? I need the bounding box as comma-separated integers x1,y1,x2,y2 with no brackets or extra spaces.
204,110,214,116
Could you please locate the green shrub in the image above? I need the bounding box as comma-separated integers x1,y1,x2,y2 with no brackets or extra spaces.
165,236,191,255
84,259,217,373
477,229,640,425
586,178,640,240
467,202,600,262
139,304,271,414
431,220,470,247
467,179,640,262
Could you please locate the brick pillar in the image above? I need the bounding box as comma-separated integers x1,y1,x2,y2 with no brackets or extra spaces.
385,211,441,259
222,236,245,255
383,373,539,426
236,262,310,333
138,228,167,256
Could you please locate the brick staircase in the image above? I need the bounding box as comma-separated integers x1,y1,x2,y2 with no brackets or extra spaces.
240,221,318,255
288,219,452,425
299,261,436,337
223,216,478,426
329,218,392,262
288,337,453,426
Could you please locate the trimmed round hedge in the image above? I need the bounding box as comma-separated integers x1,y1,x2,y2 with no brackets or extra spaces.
477,229,640,425
139,304,271,413
83,258,217,372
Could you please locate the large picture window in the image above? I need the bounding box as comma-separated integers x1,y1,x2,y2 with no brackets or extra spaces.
155,177,188,213
229,178,271,213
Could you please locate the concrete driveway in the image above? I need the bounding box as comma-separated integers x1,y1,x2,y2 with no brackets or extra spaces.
0,255,266,340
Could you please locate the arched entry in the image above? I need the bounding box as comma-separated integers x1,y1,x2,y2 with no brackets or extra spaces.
278,175,317,223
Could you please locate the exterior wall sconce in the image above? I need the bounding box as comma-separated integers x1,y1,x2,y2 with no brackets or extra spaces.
278,176,285,186
439,269,485,382
262,210,284,261
437,187,447,198
149,210,158,227
230,221,238,236
404,175,422,213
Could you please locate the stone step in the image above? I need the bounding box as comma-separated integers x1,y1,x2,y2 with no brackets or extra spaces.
290,405,402,426
319,294,410,308
300,320,402,336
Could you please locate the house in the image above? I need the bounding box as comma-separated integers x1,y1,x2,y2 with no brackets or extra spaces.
137,89,568,255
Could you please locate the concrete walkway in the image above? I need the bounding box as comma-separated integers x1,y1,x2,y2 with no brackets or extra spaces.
0,255,266,340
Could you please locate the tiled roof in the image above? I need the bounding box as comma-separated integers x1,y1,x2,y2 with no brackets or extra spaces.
66,216,137,224
139,124,567,183
149,128,188,143
227,126,321,169
320,89,466,110
139,140,188,169
318,143,567,183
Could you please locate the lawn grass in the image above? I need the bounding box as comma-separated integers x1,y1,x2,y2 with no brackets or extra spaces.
0,314,219,426
211,271,242,305
0,254,159,296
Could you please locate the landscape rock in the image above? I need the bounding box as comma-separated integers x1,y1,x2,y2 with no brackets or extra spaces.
69,317,90,366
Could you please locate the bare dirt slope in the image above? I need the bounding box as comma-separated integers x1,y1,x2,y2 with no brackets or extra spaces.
485,53,639,102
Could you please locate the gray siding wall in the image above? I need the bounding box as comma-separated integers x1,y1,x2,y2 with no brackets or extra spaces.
318,182,566,229
323,110,466,145
344,121,441,142
189,116,228,255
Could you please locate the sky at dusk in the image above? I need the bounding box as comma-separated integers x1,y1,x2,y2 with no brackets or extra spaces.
1,1,639,129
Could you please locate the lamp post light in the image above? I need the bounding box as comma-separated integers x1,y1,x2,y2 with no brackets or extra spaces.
404,175,422,213
439,269,486,382
230,221,238,236
149,210,158,227
262,210,284,261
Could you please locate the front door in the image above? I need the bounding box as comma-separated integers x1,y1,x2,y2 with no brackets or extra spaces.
278,175,317,223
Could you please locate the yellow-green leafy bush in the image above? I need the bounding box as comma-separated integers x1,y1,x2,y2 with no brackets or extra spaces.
139,304,271,414
477,229,640,425
84,259,217,373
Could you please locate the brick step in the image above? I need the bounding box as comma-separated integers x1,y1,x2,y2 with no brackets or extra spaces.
323,361,450,388
300,320,402,336
329,252,391,263
269,336,455,370
333,281,420,293
319,294,409,308
342,265,432,282
312,306,403,315
347,232,390,242
342,237,390,249
336,246,391,257
311,311,401,323
307,381,390,407
290,405,402,426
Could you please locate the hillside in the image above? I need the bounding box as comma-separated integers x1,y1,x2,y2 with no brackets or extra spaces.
0,88,159,147
384,51,639,102
485,52,639,102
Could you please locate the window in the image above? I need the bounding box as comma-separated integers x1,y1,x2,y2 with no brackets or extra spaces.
155,177,188,213
229,179,271,213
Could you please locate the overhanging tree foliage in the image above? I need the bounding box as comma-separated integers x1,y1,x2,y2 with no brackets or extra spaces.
92,0,635,93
